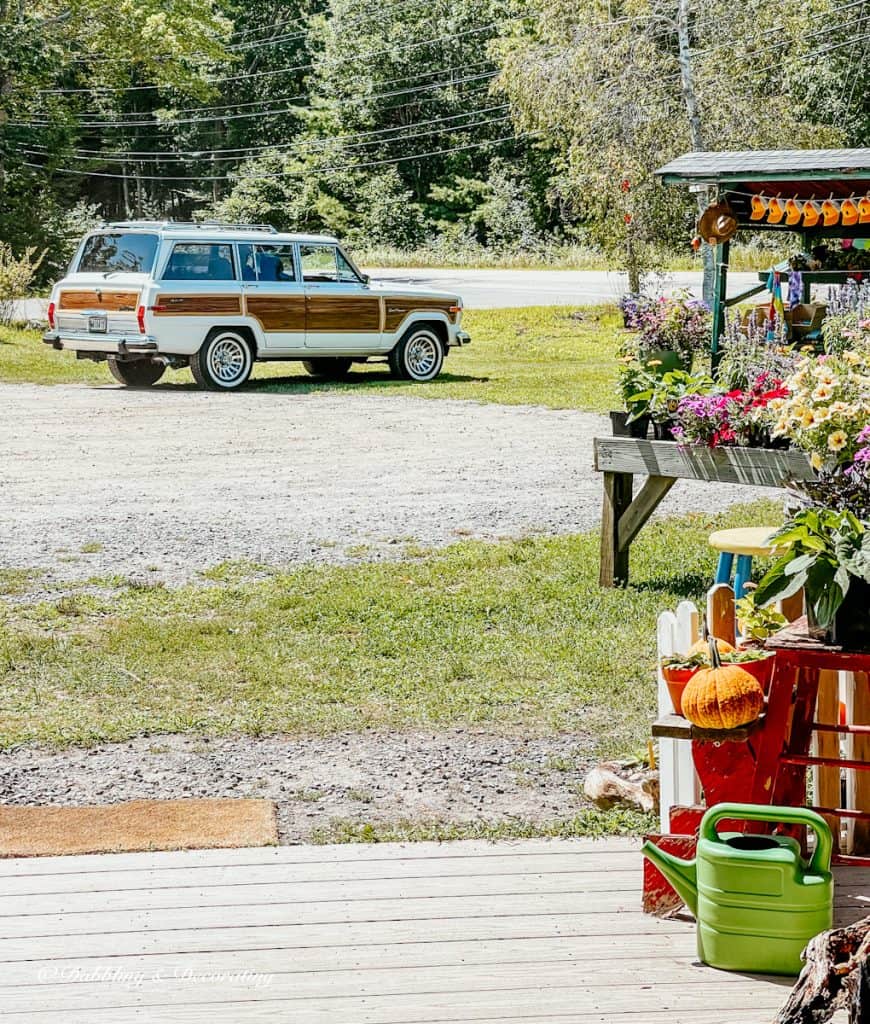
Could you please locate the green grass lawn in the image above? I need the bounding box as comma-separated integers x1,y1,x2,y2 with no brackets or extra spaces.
0,498,782,752
0,306,620,411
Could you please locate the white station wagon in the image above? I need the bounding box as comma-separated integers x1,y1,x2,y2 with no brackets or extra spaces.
44,221,470,390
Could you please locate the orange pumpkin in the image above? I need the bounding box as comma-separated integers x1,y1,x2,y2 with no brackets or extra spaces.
687,636,735,657
682,637,764,730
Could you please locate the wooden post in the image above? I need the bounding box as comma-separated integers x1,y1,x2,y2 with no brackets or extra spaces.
599,471,633,587
814,670,841,854
851,672,870,855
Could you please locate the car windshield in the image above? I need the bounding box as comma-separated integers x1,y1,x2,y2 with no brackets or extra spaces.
75,233,159,274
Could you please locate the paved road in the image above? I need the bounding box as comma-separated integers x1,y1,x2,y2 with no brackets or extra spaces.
15,268,759,321
365,268,759,309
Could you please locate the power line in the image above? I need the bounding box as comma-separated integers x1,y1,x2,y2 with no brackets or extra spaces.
38,14,536,97
23,129,542,182
24,104,511,163
21,111,514,167
11,69,501,131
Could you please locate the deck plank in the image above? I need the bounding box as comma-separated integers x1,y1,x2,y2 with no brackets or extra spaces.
0,837,852,1023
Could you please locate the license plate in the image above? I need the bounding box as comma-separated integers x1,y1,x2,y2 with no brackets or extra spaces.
88,315,107,333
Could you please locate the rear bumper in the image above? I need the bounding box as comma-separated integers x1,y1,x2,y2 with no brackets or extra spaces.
43,332,158,356
448,330,471,348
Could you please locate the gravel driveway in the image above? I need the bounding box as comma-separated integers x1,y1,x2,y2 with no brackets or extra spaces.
1,382,765,587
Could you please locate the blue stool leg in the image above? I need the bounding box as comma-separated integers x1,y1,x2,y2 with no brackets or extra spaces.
734,555,753,598
715,552,734,585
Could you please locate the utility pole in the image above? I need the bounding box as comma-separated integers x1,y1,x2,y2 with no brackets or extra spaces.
676,0,715,305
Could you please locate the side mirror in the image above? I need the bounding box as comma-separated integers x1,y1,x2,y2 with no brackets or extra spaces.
362,274,370,285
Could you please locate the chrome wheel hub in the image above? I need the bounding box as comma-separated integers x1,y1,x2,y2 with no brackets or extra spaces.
406,334,439,378
210,336,246,383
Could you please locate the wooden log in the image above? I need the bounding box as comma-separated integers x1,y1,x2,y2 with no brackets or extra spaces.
775,914,870,1024
583,767,657,813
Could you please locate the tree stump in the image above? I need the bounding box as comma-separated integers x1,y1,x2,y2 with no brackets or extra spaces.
775,914,870,1024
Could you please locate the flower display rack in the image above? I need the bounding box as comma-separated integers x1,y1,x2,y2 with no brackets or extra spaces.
593,437,813,587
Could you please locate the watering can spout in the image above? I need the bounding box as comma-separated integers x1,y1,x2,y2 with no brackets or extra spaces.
642,840,698,915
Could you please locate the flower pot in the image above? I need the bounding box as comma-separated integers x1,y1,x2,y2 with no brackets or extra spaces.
661,665,698,716
610,410,650,438
653,420,676,441
831,579,870,650
735,653,776,693
810,578,870,651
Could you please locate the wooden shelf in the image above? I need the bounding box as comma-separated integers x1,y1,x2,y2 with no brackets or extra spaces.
652,712,766,744
594,437,813,488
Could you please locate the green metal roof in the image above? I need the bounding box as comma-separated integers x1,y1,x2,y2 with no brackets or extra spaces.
656,149,870,185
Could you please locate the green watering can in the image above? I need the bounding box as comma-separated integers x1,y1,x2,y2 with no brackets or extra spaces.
642,803,833,975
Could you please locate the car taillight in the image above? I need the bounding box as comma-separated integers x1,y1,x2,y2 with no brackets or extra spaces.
136,305,146,334
47,301,56,329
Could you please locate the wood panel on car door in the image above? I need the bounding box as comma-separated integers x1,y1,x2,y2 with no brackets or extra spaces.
304,288,383,351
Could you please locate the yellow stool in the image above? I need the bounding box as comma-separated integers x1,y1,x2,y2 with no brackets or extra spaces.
709,527,779,598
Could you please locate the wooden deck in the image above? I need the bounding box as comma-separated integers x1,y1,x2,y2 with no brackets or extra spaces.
0,837,865,1023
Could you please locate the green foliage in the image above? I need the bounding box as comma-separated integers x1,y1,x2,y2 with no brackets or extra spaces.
755,508,870,627
0,244,44,324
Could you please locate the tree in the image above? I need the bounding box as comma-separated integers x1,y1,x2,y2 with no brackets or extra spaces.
495,0,845,293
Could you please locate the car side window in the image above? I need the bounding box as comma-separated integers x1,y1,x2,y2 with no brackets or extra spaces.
239,243,297,283
300,244,340,283
336,249,362,284
162,243,236,281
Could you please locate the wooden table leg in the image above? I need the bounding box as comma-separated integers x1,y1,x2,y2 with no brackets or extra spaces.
599,470,633,587
815,669,842,854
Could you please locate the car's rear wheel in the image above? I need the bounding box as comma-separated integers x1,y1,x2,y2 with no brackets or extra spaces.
107,357,165,388
190,330,253,391
302,358,353,381
388,326,444,382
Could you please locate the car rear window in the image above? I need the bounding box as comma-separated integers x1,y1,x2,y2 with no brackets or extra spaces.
76,233,159,274
162,243,236,281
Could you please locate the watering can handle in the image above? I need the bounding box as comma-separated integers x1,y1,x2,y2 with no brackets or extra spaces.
700,803,833,874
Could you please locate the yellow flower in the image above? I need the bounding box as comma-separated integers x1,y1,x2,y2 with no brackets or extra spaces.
811,451,824,471
828,430,848,452
801,410,816,428
830,401,849,414
814,406,831,423
646,359,663,367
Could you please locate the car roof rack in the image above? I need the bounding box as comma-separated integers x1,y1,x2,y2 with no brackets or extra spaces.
104,220,278,233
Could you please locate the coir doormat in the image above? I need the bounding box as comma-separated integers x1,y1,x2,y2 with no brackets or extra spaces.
0,798,278,857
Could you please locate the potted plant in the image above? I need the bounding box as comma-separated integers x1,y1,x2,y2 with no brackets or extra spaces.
613,358,652,437
629,369,714,441
754,508,870,650
632,292,712,370
735,591,788,647
660,651,707,715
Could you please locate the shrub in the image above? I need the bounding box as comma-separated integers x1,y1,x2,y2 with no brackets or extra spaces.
0,244,45,325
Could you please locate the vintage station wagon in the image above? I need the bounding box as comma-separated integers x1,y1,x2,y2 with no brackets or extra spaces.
44,222,470,390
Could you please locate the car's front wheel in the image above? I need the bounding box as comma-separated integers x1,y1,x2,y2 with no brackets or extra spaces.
388,325,444,382
302,358,353,381
107,357,166,388
190,330,253,391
